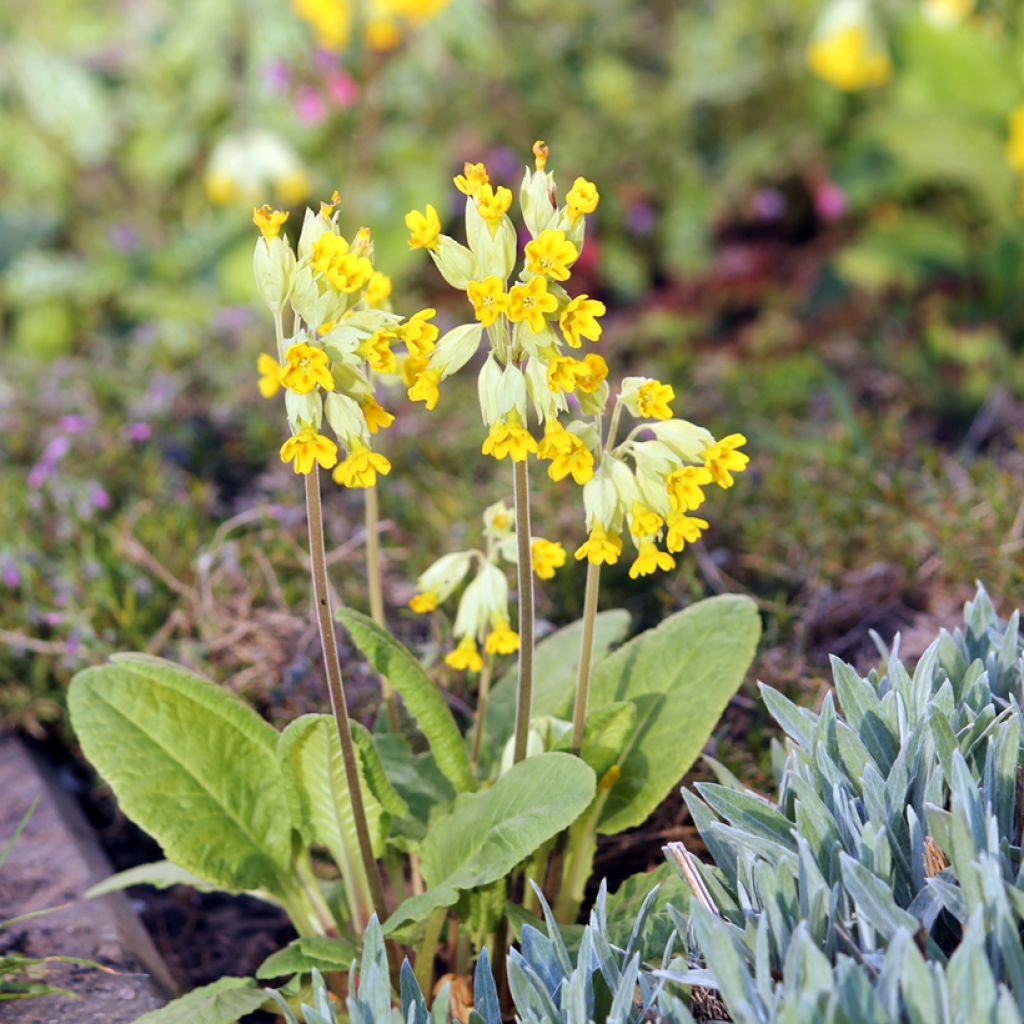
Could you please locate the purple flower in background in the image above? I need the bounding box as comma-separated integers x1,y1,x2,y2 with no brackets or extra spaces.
126,422,151,442
264,59,291,93
326,70,358,109
58,414,88,434
90,486,111,511
27,464,48,489
815,182,847,222
2,564,20,589
109,223,141,252
751,188,786,222
43,612,62,627
212,306,253,332
485,146,519,182
626,201,655,236
43,436,71,463
295,86,327,124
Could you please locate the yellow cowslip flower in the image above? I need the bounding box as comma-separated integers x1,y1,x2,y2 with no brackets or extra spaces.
532,140,549,171
277,171,312,206
399,308,440,357
445,634,483,673
566,177,599,220
320,190,341,217
365,16,401,50
294,0,350,49
409,591,439,614
408,367,442,410
253,205,289,241
531,538,566,580
454,162,490,197
365,271,392,309
537,421,595,485
361,395,394,434
475,184,513,233
280,427,339,474
665,513,709,554
574,524,623,566
559,294,606,348
467,277,509,327
629,541,676,579
257,354,284,398
205,173,236,205
507,276,558,333
311,233,374,293
1007,108,1024,173
546,355,584,394
283,343,335,394
525,230,579,282
574,353,609,394
807,26,892,91
351,226,373,257
485,617,520,655
703,433,749,488
636,380,675,420
629,503,664,538
332,442,392,488
667,466,713,512
406,204,441,251
481,417,538,462
359,331,398,374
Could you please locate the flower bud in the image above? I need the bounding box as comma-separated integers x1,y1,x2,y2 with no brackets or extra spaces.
432,323,484,379
649,420,716,462
285,389,323,432
253,237,296,312
324,392,367,445
430,236,479,290
417,551,473,603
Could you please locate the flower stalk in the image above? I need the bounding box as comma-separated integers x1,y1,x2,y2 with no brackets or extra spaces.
304,469,388,928
364,484,400,731
570,560,601,755
512,458,535,764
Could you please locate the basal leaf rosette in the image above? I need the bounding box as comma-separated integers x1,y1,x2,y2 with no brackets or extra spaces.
252,195,416,490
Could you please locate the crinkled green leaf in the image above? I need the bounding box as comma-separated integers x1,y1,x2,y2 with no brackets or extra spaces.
133,977,267,1024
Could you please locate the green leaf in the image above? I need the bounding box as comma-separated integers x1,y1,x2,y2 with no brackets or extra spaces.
575,701,637,779
384,753,596,932
588,595,760,834
68,655,292,893
485,610,631,754
278,715,386,904
85,861,239,899
256,936,358,979
133,977,267,1024
337,609,474,793
606,863,690,958
351,722,409,817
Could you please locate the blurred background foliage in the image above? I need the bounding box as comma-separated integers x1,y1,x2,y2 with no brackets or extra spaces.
2,0,1024,749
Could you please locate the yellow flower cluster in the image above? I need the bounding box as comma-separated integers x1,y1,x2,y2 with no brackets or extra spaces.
293,0,450,53
251,195,412,490
406,500,566,673
807,23,891,92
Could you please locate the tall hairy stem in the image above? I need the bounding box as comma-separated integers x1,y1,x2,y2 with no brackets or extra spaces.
365,484,400,732
512,458,535,764
471,653,494,774
570,561,602,754
304,470,388,928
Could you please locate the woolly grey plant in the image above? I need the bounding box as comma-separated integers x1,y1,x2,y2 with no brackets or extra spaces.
664,583,1024,1023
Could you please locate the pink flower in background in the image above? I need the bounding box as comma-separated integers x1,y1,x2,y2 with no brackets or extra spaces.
326,70,358,109
126,422,151,442
90,486,111,511
264,59,291,94
751,188,786,222
2,565,20,589
58,414,88,434
815,182,847,222
295,86,327,124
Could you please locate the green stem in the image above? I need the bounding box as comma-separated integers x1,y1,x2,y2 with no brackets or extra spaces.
470,653,494,774
304,470,389,929
570,561,601,755
554,794,606,923
512,458,535,764
365,484,400,732
415,906,446,996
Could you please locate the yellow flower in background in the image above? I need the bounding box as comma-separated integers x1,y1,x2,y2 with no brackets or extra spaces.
574,524,623,566
253,205,289,241
280,427,339,474
525,230,579,282
559,295,606,348
507,276,558,333
282,343,335,393
206,130,309,208
574,353,609,394
482,417,538,462
454,162,490,197
365,17,402,49
485,618,520,655
408,366,442,410
476,184,513,232
665,513,709,554
445,634,483,673
311,234,374,293
467,277,509,327
409,591,439,613
257,354,284,398
703,433,750,488
923,0,973,27
1007,108,1024,174
361,395,395,434
365,271,393,309
360,331,398,374
667,466,713,512
629,503,664,538
629,541,676,579
277,171,312,206
807,26,891,91
636,380,674,420
406,204,441,250
400,308,440,357
294,0,450,51
531,538,567,580
294,0,351,49
566,177,600,220
332,443,392,488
